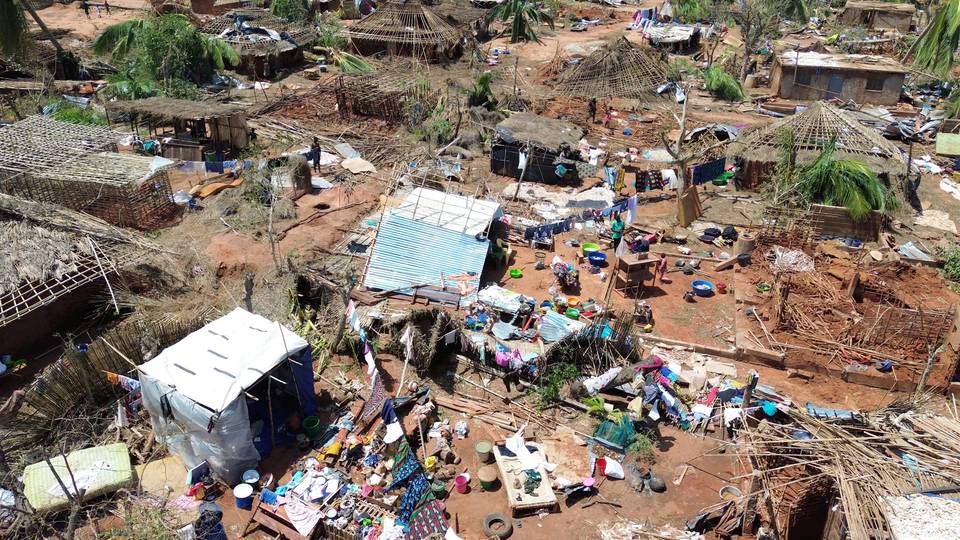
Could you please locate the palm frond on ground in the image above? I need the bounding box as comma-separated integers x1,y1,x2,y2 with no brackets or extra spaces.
796,136,898,220
485,0,554,44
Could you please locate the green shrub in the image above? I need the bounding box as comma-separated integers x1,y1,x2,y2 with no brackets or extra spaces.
533,362,580,408
944,246,960,281
51,103,107,125
702,65,745,101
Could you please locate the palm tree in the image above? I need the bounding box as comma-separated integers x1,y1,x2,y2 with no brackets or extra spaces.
92,19,150,62
796,136,899,220
908,0,960,77
93,15,239,72
485,0,554,44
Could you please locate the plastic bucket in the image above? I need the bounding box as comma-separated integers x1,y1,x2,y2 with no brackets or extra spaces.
431,480,447,499
454,474,470,494
581,242,601,256
475,440,493,464
477,465,498,491
241,469,260,485
233,483,254,510
303,416,322,438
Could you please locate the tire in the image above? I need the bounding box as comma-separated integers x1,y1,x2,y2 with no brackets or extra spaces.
482,513,513,539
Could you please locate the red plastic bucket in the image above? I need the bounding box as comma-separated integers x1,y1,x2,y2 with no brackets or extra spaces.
454,474,469,494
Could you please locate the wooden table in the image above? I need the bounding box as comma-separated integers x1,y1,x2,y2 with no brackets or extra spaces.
613,254,660,297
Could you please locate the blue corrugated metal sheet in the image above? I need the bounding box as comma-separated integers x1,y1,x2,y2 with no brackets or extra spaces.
363,212,489,304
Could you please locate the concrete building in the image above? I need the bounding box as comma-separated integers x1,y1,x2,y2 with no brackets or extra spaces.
770,52,907,106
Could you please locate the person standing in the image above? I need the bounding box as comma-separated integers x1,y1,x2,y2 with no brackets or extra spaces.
310,137,322,172
103,0,110,13
602,107,613,128
610,213,625,251
80,0,90,18
588,98,597,123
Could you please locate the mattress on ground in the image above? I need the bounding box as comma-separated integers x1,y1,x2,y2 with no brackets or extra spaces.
22,442,135,513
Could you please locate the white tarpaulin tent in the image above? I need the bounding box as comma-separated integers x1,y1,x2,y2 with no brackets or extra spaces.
140,307,308,412
139,308,313,483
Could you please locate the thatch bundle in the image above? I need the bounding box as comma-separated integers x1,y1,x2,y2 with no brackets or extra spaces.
727,101,907,175
0,222,91,295
552,37,669,99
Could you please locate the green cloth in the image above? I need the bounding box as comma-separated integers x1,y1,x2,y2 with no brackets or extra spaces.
611,219,625,240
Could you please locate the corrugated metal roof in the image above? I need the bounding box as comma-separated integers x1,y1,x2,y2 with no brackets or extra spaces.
392,187,502,237
363,211,489,303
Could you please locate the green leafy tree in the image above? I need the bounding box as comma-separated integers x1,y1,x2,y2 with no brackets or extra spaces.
729,0,780,81
485,0,555,44
909,0,960,77
93,15,239,93
781,0,808,21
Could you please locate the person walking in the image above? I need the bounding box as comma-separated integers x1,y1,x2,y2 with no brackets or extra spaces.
80,0,90,18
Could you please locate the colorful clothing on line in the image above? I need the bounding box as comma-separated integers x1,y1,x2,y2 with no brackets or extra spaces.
360,371,386,421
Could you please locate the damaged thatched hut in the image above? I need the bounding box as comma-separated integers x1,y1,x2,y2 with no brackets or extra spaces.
345,1,463,61
726,101,907,189
0,116,177,229
334,64,437,122
199,9,317,78
0,193,157,354
107,97,249,161
552,37,669,99
491,112,588,184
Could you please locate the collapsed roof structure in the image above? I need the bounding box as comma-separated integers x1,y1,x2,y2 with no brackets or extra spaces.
0,116,177,229
727,101,907,187
345,1,463,61
743,402,960,540
552,37,669,99
199,9,317,78
0,193,158,353
334,63,437,123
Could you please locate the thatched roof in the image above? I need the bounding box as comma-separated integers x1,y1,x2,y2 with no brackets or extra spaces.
552,37,669,99
345,1,462,52
199,9,317,56
727,101,907,174
494,112,584,152
0,193,160,326
0,222,90,296
107,97,247,121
